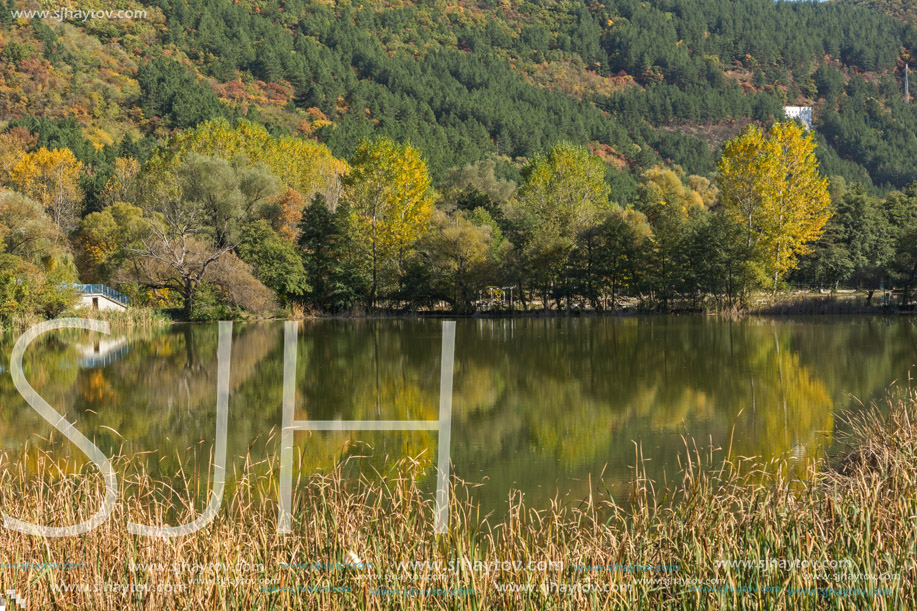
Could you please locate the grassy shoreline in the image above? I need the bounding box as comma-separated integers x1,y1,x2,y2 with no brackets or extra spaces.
288,291,906,319
0,391,915,609
3,307,171,334
2,290,903,333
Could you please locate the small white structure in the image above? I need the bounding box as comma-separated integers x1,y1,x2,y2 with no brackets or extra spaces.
77,337,130,368
784,106,813,130
77,293,126,311
73,284,131,312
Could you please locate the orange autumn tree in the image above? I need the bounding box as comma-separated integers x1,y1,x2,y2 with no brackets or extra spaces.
273,187,306,241
717,121,831,293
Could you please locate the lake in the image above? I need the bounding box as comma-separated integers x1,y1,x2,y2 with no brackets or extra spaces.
1,316,915,518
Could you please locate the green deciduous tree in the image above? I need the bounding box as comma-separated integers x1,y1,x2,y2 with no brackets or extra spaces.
238,219,309,304
0,253,75,325
414,209,500,313
595,206,652,309
635,166,707,309
150,120,346,212
504,142,610,310
75,202,146,284
439,160,516,217
0,190,61,262
134,154,281,318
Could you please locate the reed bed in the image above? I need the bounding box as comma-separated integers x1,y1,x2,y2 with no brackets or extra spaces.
751,294,889,315
3,308,170,335
1,394,916,610
60,307,172,327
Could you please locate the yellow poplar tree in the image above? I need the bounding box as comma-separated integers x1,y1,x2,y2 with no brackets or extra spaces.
344,137,435,308
718,121,831,292
10,147,84,235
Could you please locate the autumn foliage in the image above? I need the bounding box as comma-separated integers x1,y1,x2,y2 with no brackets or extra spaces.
718,121,831,291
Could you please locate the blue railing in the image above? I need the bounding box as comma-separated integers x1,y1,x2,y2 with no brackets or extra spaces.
72,284,132,306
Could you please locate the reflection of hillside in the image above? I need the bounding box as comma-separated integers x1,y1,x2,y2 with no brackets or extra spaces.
450,319,836,468
443,318,852,515
0,324,280,472
249,318,840,496
106,324,279,412
220,318,853,494
2,318,915,515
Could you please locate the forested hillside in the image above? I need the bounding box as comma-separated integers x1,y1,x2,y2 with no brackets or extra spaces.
1,0,916,193
4,0,917,322
839,0,917,27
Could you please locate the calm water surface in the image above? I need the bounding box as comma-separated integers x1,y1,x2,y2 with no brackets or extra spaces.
1,317,915,516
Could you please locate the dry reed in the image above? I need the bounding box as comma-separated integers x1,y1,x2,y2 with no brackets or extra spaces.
1,392,916,609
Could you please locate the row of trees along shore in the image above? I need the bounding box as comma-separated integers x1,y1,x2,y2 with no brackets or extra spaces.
3,117,917,322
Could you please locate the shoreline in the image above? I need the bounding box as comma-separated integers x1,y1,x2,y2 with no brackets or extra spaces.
2,293,907,332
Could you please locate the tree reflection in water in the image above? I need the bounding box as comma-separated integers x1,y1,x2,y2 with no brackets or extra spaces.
1,316,915,516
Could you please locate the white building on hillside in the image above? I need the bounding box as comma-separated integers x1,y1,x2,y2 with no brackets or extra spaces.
784,106,813,129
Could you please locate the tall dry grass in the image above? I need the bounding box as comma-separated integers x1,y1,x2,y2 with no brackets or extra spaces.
61,307,172,328
3,309,170,337
1,393,916,609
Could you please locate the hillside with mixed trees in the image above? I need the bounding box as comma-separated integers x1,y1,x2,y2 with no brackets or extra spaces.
3,0,917,322
1,0,916,187
838,0,917,27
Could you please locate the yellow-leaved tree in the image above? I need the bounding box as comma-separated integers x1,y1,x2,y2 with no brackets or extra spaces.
344,137,435,308
718,121,831,293
146,119,347,210
9,147,84,235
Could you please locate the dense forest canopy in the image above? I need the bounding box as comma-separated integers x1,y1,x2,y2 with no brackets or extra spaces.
0,0,916,191
838,0,917,27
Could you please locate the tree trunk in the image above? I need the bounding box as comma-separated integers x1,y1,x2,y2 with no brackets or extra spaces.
772,240,781,296
183,277,194,320
903,264,917,307
371,240,377,311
